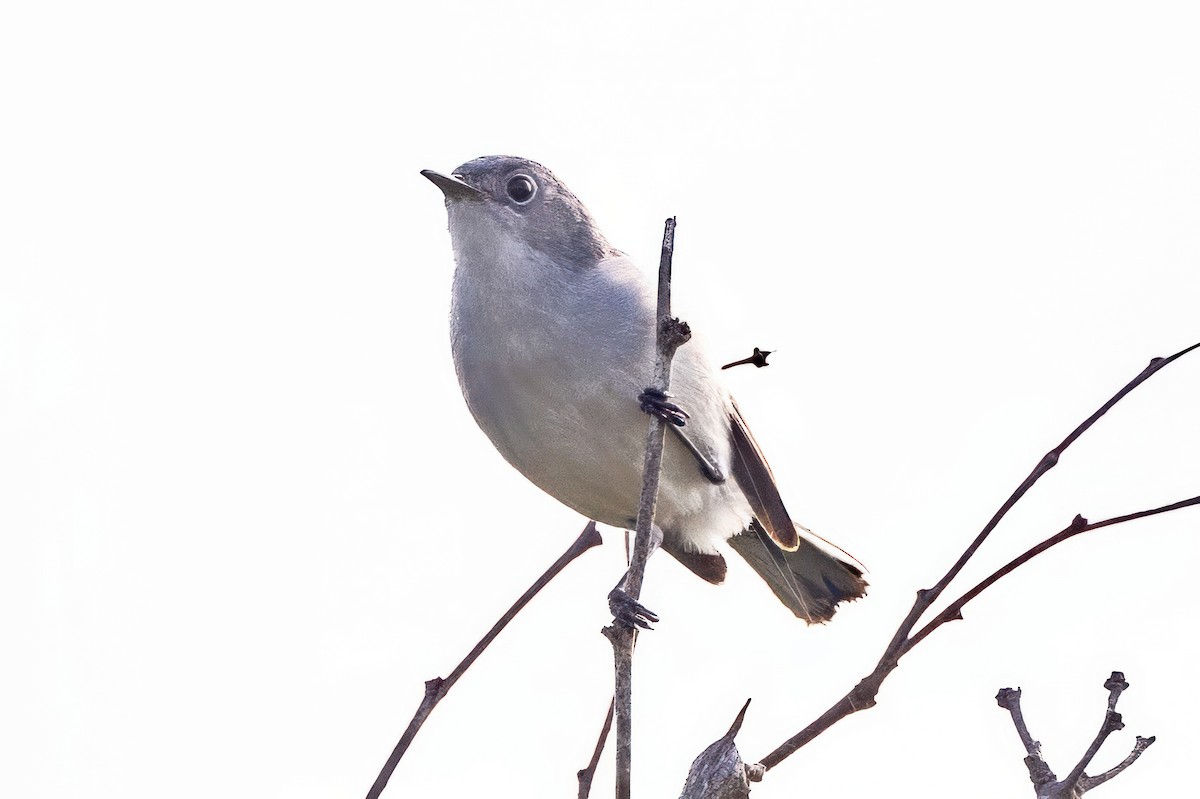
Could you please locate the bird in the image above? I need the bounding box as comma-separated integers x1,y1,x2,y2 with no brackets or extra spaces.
422,156,866,623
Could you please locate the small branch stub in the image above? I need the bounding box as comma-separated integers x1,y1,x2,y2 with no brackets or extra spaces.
661,317,692,355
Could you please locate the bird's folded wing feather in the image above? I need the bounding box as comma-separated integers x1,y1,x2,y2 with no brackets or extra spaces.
728,399,800,551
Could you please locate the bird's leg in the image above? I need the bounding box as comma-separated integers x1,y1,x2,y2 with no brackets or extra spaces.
638,387,688,426
668,426,726,484
638,388,726,484
607,523,663,629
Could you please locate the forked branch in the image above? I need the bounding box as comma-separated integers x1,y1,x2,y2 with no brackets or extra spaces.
997,672,1155,797
755,342,1199,772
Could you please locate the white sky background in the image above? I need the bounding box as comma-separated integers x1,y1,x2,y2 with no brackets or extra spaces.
3,2,1199,797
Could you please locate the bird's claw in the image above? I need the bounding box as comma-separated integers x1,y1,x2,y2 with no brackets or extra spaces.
638,387,688,426
608,587,660,630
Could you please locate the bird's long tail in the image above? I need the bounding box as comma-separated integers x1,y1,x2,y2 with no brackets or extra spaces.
728,519,867,623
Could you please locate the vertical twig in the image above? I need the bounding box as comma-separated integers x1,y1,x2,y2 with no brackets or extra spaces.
603,217,688,799
626,216,683,600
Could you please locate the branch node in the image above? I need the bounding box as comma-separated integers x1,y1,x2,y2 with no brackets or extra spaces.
661,316,692,352
1024,754,1058,789
848,677,882,711
995,687,1021,709
1070,514,1089,531
1104,671,1129,694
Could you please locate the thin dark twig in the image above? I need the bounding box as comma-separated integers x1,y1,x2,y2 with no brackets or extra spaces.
880,341,1200,664
604,217,686,799
1081,735,1156,790
905,495,1200,652
1059,673,1129,790
365,522,603,799
577,698,615,799
755,342,1200,771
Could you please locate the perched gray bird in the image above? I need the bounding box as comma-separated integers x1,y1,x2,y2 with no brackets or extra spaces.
422,156,866,622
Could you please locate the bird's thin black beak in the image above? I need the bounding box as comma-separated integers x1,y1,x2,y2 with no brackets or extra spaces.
421,169,482,201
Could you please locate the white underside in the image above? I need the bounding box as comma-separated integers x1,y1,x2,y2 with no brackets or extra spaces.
448,208,752,553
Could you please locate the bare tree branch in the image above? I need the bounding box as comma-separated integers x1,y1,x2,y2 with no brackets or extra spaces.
995,688,1044,761
365,522,602,799
756,342,1200,772
1059,673,1129,789
905,497,1200,652
997,672,1155,797
1080,735,1156,791
577,698,614,799
603,217,689,799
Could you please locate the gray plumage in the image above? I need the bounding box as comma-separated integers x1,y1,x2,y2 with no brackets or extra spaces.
423,155,866,622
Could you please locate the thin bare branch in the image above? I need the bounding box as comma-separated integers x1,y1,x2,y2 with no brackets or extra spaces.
904,496,1200,652
996,688,1044,760
625,216,685,601
941,344,1198,591
1058,675,1127,791
605,217,688,799
996,686,1058,792
1080,735,1156,791
365,522,603,799
577,697,614,799
757,342,1200,771
880,342,1200,664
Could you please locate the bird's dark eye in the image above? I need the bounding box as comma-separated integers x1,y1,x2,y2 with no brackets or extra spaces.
505,174,537,204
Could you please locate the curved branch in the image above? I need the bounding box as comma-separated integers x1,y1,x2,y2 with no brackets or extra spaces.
365,523,602,799
903,495,1200,652
757,342,1200,771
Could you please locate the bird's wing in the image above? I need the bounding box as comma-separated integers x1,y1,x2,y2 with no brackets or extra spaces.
728,399,800,551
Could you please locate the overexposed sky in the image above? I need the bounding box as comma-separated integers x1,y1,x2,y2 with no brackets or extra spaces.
3,2,1199,797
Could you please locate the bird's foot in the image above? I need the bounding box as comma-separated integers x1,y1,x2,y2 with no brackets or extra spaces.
638,387,688,426
607,587,660,630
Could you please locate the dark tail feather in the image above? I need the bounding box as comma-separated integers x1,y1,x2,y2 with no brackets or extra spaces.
728,519,867,623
